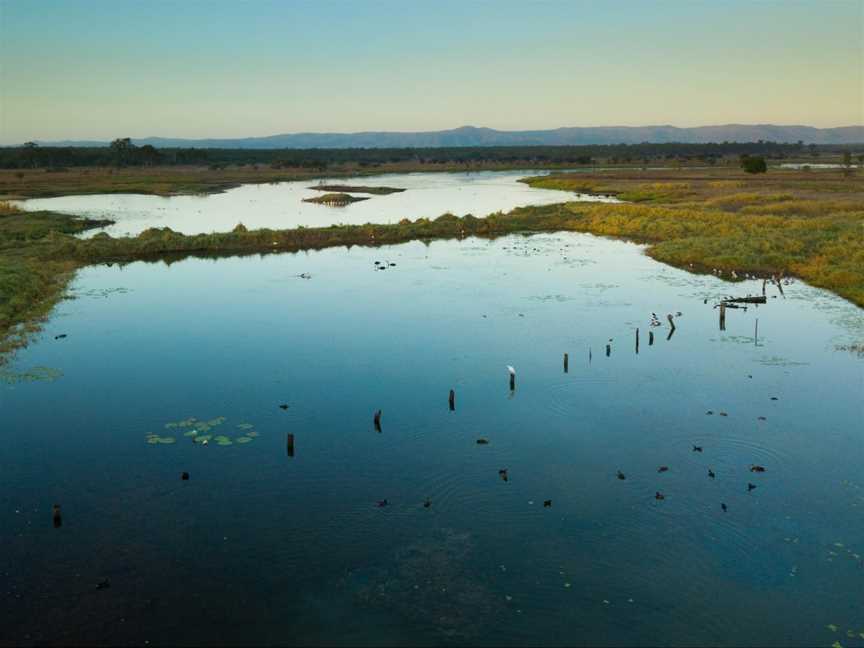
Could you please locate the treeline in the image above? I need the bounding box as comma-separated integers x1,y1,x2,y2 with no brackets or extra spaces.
0,139,850,170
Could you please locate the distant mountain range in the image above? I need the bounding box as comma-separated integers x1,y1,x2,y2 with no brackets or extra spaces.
34,124,864,148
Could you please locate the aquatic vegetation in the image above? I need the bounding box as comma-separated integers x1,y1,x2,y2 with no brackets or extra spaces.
1,167,862,365
235,436,253,444
236,423,254,430
0,365,63,384
302,192,369,205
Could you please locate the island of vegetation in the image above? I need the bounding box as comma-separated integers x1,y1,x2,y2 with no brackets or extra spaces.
302,192,370,206
309,185,406,195
1,164,861,363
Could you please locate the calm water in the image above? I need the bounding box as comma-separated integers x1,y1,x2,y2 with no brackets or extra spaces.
14,171,619,238
2,232,863,646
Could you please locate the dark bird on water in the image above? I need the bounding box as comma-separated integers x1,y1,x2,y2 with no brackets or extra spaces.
181,472,189,481
658,466,669,473
770,397,779,401
617,470,626,480
750,465,766,473
747,483,757,492
708,469,715,479
543,500,552,508
706,411,714,415
376,499,388,507
54,334,67,340
476,438,489,445
757,416,767,421
655,491,665,501
278,404,289,410
423,499,431,508
52,504,62,528
96,579,111,590
721,503,728,512
499,469,509,482
693,446,703,453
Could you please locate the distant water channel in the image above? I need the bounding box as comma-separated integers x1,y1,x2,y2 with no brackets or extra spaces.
15,170,620,237
2,231,862,646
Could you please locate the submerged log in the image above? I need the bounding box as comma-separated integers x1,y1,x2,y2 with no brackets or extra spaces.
723,296,766,305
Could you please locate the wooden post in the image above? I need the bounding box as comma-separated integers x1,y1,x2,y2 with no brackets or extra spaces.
605,343,611,357
286,433,295,457
509,374,515,391
667,314,676,331
754,318,758,346
589,348,592,364
373,410,382,432
448,389,455,411
719,302,726,331
635,328,639,354
52,504,62,529
649,331,654,346
563,353,569,373
762,279,767,296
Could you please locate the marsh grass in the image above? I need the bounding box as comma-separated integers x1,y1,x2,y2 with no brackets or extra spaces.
1,167,862,363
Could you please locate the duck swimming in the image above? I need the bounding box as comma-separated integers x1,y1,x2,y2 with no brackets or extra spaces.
617,470,626,480
708,469,715,479
693,446,703,453
750,465,766,473
747,483,757,492
658,466,669,473
655,492,665,501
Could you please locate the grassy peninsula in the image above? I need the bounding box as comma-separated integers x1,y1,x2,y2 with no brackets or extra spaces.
1,166,862,362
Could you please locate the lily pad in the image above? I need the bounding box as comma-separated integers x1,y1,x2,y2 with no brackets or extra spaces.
194,434,212,444
235,436,253,444
146,437,160,445
245,431,260,438
216,438,233,446
214,435,231,443
158,437,176,444
237,423,254,430
183,430,198,437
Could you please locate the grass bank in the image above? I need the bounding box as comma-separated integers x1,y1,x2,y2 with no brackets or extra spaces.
1,167,862,362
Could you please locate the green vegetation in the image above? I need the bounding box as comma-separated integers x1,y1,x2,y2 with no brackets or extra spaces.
741,155,768,174
309,184,406,195
1,167,862,364
302,193,370,205
523,169,863,306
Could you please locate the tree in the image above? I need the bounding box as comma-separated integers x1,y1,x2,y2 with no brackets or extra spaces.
740,155,767,174
109,137,135,166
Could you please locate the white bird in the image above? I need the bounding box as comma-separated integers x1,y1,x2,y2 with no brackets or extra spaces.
506,365,516,376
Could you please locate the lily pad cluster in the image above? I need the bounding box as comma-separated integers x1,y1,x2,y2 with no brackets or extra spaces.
148,416,259,447
0,366,63,384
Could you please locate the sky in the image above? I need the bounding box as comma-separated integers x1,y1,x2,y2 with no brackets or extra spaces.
0,0,861,144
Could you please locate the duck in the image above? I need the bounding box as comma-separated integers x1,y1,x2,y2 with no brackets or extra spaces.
708,469,716,479
721,503,728,512
543,500,552,508
376,499,389,507
476,438,489,445
655,492,665,501
616,470,626,480
181,472,189,481
658,466,669,473
693,446,703,453
423,499,431,508
498,469,509,482
278,404,289,410
747,483,757,492
750,465,766,473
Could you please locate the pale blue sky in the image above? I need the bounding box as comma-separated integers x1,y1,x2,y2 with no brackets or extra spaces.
0,0,861,143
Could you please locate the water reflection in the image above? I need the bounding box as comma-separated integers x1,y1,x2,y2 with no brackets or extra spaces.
1,232,862,646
